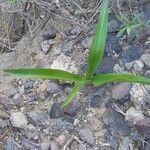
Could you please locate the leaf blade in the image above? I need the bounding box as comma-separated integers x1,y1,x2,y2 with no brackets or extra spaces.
62,83,83,107
93,73,150,86
4,68,83,82
86,0,109,77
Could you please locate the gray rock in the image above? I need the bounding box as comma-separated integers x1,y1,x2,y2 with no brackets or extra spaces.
23,124,39,140
0,119,8,129
119,137,130,150
130,84,148,110
24,79,34,90
135,118,150,138
90,96,103,108
43,27,56,40
41,40,54,55
125,107,144,124
103,108,131,136
79,127,94,145
22,138,39,149
63,101,81,117
141,53,150,68
27,110,49,127
50,103,64,119
81,37,92,49
133,60,144,72
124,62,134,70
78,144,86,150
10,112,28,128
108,20,119,33
51,141,59,150
105,130,119,150
40,141,50,150
112,83,131,100
6,136,20,150
121,46,143,63
61,41,74,56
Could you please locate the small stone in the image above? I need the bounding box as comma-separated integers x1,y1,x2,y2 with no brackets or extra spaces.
24,79,34,90
133,60,144,72
124,62,134,70
78,144,86,150
119,137,130,150
10,112,28,128
135,118,150,138
121,46,143,63
0,110,9,119
103,108,131,136
27,110,49,127
130,84,147,110
141,53,150,68
40,141,50,150
90,96,102,108
125,107,144,124
41,40,54,55
63,101,81,117
80,64,88,73
81,37,92,49
108,20,119,33
50,103,64,119
112,83,131,100
79,127,94,145
0,119,8,129
6,136,20,150
23,124,39,140
61,41,74,56
22,138,39,149
69,140,79,150
105,130,119,150
43,27,56,40
56,134,66,146
51,141,60,150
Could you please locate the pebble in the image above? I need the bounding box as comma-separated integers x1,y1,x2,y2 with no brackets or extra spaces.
0,119,8,129
125,107,144,124
111,83,131,100
124,61,134,70
50,103,64,119
10,112,28,128
40,141,50,150
56,134,66,146
103,108,131,136
78,144,86,150
130,84,147,110
27,110,49,127
41,40,54,55
108,19,119,33
63,101,81,117
0,109,9,119
81,37,92,49
141,53,150,68
90,96,103,108
133,60,144,72
23,124,39,140
135,117,150,138
22,138,39,149
121,46,143,63
6,136,20,150
51,141,60,150
43,27,56,40
79,127,94,145
61,41,74,56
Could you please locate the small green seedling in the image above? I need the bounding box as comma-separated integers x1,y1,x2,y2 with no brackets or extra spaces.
3,0,150,107
116,12,148,37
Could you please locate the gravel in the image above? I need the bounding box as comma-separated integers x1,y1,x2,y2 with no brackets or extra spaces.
79,127,95,145
61,41,74,56
141,53,150,68
0,119,8,129
41,40,54,55
6,136,20,150
43,27,56,40
111,83,131,100
27,110,49,127
10,112,28,128
133,60,144,72
23,124,39,140
108,19,119,33
81,37,92,49
22,138,39,149
50,103,64,119
40,141,51,150
90,96,103,108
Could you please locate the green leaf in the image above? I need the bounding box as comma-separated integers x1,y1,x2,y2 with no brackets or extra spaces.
93,73,150,86
117,27,127,37
86,0,109,78
62,83,83,107
4,68,83,82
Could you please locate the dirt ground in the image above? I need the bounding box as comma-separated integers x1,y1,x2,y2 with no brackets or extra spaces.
0,0,150,150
